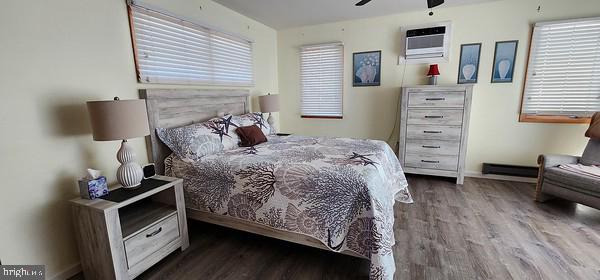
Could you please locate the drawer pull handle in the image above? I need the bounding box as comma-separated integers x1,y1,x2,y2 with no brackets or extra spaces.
426,98,445,101
423,131,442,134
146,227,163,238
425,115,444,119
422,145,441,149
421,160,440,164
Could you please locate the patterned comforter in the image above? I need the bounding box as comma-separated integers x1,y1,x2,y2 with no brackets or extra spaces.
165,135,412,279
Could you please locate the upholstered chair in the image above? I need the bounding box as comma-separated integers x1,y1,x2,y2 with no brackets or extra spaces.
536,114,600,209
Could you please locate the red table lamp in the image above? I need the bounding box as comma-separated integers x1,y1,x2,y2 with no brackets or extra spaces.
427,64,440,85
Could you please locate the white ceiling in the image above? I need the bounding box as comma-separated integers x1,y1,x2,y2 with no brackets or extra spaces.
214,0,496,29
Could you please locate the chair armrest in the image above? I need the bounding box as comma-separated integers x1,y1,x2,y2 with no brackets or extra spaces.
538,154,581,169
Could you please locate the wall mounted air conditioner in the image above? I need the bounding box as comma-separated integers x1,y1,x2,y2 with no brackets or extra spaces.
402,22,451,64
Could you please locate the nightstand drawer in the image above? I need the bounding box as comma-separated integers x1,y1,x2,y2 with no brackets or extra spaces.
124,213,180,269
408,91,465,108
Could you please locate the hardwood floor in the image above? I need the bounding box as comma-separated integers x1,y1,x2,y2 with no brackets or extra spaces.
396,176,600,280
71,175,600,280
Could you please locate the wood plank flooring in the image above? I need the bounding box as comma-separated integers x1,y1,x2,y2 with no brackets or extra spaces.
71,175,600,280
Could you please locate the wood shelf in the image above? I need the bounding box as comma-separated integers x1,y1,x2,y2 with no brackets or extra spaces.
120,201,177,239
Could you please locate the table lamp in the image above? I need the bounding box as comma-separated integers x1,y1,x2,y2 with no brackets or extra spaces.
87,97,150,189
427,64,440,85
258,93,280,134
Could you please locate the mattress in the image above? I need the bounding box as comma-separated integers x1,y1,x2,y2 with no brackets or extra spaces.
165,135,412,279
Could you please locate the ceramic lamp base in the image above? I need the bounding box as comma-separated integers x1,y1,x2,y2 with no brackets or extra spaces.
429,76,438,85
267,112,277,134
116,140,143,189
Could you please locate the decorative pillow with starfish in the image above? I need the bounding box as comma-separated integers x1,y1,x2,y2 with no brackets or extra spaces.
156,116,242,162
234,113,273,136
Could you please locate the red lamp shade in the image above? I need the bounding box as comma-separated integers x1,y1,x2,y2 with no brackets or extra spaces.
427,64,440,76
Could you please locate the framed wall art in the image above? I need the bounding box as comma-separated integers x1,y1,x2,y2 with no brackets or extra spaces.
491,40,518,83
353,50,381,87
457,43,482,84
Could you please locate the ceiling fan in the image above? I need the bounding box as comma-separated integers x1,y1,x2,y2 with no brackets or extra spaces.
355,0,445,9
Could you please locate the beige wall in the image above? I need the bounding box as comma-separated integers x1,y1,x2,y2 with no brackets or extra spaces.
0,0,277,277
277,0,597,173
1,0,597,277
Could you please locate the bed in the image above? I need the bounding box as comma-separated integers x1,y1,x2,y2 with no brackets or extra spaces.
140,89,412,279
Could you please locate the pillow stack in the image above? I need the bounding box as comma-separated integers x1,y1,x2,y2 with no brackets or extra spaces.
235,112,273,136
156,113,272,161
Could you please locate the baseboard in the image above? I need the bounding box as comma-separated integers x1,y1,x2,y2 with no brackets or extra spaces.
465,171,537,183
49,262,81,280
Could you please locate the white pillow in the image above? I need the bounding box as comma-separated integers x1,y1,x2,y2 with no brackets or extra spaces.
235,113,273,136
157,117,242,161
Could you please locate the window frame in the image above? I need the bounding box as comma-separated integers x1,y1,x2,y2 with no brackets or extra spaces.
519,18,600,124
126,1,254,87
299,42,345,119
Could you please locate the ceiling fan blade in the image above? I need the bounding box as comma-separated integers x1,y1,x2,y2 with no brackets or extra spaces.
355,0,372,6
427,0,444,8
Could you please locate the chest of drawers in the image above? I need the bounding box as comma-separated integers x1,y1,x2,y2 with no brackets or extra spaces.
399,85,473,184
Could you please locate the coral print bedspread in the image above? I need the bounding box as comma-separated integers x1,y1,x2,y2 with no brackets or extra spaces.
165,135,412,279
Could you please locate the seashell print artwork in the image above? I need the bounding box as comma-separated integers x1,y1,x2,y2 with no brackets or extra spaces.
457,43,481,84
491,40,518,83
353,50,381,86
462,64,476,80
497,60,511,79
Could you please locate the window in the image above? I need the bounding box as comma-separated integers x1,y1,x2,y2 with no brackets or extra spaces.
127,1,253,86
300,43,344,118
521,17,600,123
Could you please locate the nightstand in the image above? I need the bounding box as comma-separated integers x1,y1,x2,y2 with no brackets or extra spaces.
70,175,189,280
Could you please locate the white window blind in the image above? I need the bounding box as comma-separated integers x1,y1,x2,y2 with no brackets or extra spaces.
522,17,600,117
300,43,344,118
128,2,253,86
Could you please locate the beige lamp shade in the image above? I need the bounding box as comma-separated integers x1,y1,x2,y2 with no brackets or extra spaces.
259,94,280,113
87,98,150,141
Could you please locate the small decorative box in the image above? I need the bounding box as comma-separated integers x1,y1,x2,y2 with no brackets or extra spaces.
78,176,109,200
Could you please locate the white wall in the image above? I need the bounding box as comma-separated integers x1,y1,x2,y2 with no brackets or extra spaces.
0,0,277,277
277,0,597,173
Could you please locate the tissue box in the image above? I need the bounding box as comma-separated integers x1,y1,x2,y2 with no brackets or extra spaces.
78,176,109,200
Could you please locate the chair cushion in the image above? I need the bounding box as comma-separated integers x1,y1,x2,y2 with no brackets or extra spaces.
585,112,600,139
544,167,600,195
581,139,600,166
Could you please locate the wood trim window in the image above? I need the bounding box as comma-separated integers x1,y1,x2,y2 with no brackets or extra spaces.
127,1,254,86
300,43,344,119
520,17,600,124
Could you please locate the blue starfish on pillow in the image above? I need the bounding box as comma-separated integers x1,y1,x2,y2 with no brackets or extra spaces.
206,122,230,142
250,113,267,129
214,115,239,134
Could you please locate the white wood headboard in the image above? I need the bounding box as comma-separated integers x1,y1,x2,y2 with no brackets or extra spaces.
140,89,250,174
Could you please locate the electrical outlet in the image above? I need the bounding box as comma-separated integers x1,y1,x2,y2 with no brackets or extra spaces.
398,56,406,65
